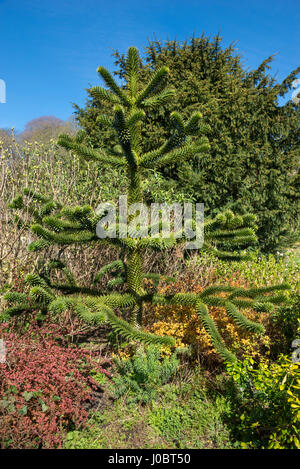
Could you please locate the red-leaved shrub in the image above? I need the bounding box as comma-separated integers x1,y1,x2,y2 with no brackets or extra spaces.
0,321,110,449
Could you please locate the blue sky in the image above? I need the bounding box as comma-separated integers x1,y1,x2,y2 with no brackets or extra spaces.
0,0,299,131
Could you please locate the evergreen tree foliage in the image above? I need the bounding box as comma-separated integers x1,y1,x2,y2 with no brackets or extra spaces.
3,47,291,362
75,34,300,253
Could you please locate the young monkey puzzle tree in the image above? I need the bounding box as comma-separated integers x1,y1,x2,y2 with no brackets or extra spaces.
3,47,290,362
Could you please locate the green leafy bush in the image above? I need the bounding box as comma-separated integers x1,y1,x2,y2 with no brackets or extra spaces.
226,354,300,449
110,345,179,404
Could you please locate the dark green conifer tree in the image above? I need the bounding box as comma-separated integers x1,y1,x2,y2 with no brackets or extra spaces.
3,47,290,362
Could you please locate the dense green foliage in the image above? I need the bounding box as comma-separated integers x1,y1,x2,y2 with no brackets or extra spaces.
111,345,179,404
226,354,300,449
75,34,300,253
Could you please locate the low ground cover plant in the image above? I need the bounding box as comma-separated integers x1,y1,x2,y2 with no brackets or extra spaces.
0,318,110,449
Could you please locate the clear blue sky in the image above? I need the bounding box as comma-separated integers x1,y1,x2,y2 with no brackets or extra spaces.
0,0,299,131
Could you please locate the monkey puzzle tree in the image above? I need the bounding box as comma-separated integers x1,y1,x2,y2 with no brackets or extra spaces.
3,47,290,362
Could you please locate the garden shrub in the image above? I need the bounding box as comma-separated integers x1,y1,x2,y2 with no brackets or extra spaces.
226,354,300,449
0,320,110,448
143,253,299,365
144,277,271,367
110,345,179,404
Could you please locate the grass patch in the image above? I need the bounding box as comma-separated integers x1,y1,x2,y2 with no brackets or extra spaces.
64,375,237,449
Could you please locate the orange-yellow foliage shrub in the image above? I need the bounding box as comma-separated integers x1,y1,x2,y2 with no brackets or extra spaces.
143,277,270,368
